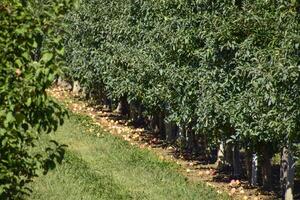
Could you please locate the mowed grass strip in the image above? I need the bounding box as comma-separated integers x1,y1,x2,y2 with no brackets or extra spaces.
29,114,229,200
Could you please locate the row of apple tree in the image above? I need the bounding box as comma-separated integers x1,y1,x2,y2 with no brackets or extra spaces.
64,0,300,198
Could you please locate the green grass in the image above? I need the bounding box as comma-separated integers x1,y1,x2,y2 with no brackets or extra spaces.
29,114,229,200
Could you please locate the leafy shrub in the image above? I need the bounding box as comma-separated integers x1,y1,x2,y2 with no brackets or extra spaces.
0,0,71,199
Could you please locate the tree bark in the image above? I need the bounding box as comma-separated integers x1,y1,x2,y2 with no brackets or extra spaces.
57,77,72,90
158,111,166,139
165,121,178,144
178,125,187,151
150,113,160,134
261,145,272,189
251,153,258,186
216,142,225,168
115,96,129,115
244,150,251,182
72,80,81,96
102,94,112,111
232,144,242,178
129,102,138,122
186,126,194,153
280,144,295,200
224,143,233,167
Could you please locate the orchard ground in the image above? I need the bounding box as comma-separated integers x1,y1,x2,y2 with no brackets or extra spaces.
28,87,300,200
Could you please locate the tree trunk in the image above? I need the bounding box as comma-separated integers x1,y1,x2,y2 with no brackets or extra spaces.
224,143,233,167
216,142,225,168
178,125,187,151
115,96,129,116
129,102,138,122
251,153,258,186
57,77,72,90
57,76,64,86
82,87,88,99
158,111,166,139
233,144,242,178
72,80,81,96
135,103,145,126
102,94,112,111
244,150,251,182
186,127,193,153
165,121,178,144
261,145,272,189
150,113,160,134
280,144,295,200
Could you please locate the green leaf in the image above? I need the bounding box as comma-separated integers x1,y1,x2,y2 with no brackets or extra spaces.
15,27,27,35
26,97,32,106
15,113,25,123
6,112,15,123
22,52,30,61
41,53,54,63
56,47,65,56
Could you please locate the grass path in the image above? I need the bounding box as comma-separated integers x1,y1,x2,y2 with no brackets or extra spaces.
29,114,229,200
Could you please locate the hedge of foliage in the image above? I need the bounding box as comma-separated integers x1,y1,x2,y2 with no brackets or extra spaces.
65,0,299,197
0,0,71,199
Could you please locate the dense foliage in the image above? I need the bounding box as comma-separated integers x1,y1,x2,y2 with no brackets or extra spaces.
65,0,299,196
0,0,71,199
